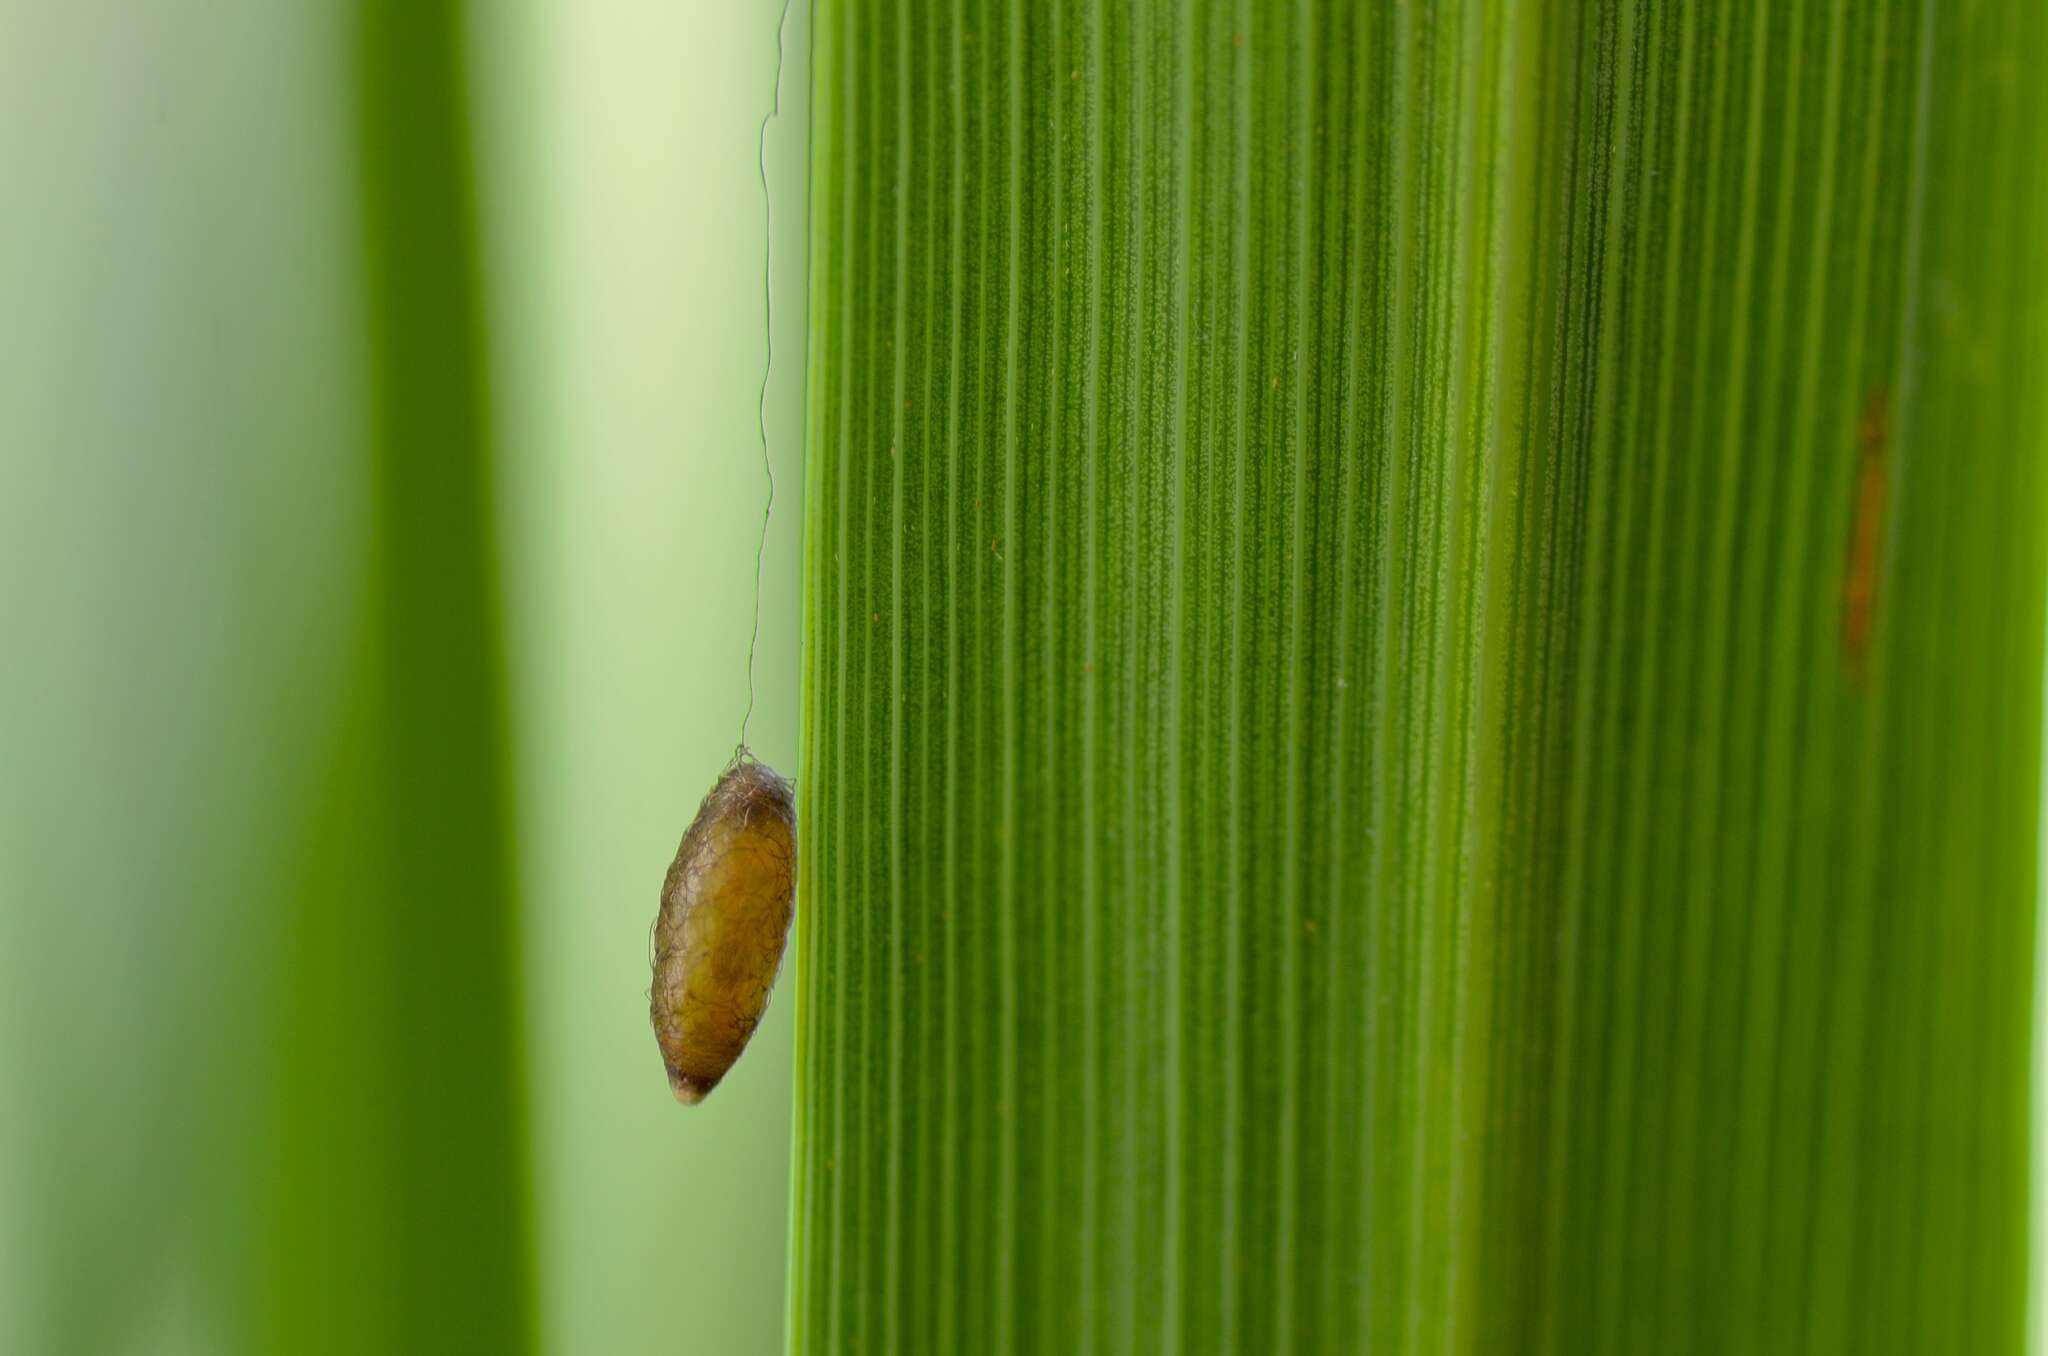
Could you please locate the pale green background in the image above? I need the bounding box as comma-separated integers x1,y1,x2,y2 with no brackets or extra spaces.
474,1,806,1352
1,0,802,1350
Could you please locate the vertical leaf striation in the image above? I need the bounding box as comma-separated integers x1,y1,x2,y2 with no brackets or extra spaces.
796,1,2048,1351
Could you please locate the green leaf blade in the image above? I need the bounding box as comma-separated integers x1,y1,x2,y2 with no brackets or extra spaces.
796,2,2048,1351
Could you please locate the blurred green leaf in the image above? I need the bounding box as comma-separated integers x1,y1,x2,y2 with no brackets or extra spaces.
248,2,534,1350
2,1,533,1350
792,1,2048,1351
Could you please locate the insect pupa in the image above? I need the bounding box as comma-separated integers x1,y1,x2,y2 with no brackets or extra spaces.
650,753,796,1104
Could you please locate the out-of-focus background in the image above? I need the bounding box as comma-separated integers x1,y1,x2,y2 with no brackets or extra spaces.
1,0,804,1350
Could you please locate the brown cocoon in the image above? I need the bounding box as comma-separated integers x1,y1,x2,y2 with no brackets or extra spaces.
650,754,796,1104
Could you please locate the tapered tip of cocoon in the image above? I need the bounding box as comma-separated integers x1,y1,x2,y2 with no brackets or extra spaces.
667,1063,717,1106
